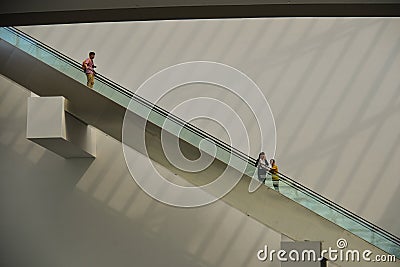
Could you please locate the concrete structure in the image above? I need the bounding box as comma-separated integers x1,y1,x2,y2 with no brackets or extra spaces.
0,76,283,267
1,0,400,26
19,18,400,237
0,16,399,267
1,33,397,266
27,96,96,158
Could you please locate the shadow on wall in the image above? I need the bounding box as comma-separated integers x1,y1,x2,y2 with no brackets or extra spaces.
0,80,280,267
0,82,208,266
0,120,277,267
72,135,278,267
0,76,94,190
251,19,400,236
0,143,213,267
0,142,94,202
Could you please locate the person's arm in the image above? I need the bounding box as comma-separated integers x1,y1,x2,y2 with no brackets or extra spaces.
91,60,96,74
271,165,278,173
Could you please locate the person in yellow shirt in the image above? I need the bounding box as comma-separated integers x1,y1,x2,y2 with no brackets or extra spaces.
269,159,279,191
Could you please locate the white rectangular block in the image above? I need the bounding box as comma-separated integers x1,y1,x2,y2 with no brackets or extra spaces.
27,96,95,158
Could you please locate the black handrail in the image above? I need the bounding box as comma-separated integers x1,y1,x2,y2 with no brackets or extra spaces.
4,26,399,247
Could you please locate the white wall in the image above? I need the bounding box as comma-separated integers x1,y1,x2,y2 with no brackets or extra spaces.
0,76,282,267
18,18,400,237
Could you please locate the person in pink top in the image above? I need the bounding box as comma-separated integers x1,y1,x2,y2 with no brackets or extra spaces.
83,51,96,88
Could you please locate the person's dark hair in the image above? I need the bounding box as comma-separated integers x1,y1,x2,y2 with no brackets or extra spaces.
270,158,275,165
89,51,95,56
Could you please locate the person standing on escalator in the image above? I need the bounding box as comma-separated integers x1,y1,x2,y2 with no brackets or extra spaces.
269,159,279,191
255,152,269,183
82,51,96,89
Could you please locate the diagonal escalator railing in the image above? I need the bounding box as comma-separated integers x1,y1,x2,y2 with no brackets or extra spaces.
1,26,399,258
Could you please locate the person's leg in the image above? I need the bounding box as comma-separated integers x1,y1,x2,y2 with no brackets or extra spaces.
273,180,279,191
90,74,95,88
89,74,94,88
87,74,94,88
86,74,91,87
257,171,266,184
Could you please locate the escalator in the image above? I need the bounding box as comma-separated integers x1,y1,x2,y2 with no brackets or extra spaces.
0,26,398,266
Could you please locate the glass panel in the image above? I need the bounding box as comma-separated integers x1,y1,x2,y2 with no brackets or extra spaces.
1,26,399,258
